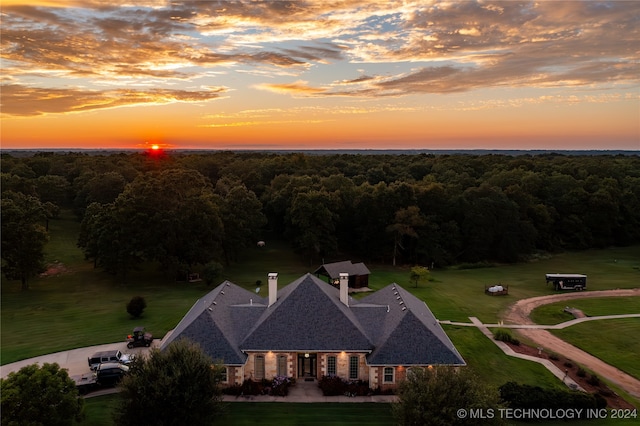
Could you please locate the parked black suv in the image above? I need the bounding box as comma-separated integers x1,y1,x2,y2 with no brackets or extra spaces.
94,362,129,386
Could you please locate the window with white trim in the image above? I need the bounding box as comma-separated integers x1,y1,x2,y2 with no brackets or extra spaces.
255,355,265,380
327,356,337,376
383,367,394,383
277,355,287,377
218,367,228,383
349,356,359,379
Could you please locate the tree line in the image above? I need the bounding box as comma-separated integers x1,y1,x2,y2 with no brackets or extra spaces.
2,151,639,286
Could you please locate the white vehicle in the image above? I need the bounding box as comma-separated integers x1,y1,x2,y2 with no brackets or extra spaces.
87,349,132,371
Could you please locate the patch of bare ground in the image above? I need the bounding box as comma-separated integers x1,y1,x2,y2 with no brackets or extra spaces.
505,341,635,409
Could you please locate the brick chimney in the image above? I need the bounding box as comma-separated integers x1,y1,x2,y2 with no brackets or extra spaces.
339,273,349,306
268,273,278,307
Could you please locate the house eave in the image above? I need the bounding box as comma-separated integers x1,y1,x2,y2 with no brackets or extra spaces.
241,349,373,354
367,362,467,367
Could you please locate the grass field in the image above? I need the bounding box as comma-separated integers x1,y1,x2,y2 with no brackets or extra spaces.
552,318,640,380
3,213,638,365
527,297,640,382
81,396,395,426
81,395,639,426
529,297,640,325
3,212,640,421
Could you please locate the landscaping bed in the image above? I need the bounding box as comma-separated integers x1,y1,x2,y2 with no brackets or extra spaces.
505,341,636,409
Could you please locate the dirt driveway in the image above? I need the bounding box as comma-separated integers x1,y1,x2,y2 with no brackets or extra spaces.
503,288,640,399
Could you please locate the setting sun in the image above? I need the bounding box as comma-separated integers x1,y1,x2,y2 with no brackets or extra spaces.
151,145,159,150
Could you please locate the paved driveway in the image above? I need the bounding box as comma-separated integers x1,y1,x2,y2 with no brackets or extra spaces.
1,341,157,379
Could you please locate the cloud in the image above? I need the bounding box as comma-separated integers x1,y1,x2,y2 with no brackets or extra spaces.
0,84,226,116
253,80,326,96
1,0,638,111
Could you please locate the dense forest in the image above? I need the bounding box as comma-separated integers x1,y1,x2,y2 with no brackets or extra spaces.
2,151,639,286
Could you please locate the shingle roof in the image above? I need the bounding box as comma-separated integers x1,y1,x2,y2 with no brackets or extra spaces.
313,261,371,279
160,281,264,365
162,273,464,368
241,274,372,351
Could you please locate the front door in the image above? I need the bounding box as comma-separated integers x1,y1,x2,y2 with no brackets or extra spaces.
297,353,317,378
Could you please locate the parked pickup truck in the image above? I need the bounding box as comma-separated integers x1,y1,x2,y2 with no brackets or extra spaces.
73,362,130,395
88,349,132,371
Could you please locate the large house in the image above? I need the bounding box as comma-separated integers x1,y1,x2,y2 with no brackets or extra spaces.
160,272,465,390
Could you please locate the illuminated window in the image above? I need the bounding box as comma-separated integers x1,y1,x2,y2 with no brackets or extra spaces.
277,355,287,377
219,367,228,383
327,356,337,376
255,355,265,380
349,356,359,379
383,367,394,383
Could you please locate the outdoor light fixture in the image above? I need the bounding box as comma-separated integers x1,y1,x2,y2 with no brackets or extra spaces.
304,353,310,358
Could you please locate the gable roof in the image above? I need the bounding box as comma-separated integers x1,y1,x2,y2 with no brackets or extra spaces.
313,261,370,279
161,273,464,367
241,274,372,351
358,284,465,365
160,281,264,365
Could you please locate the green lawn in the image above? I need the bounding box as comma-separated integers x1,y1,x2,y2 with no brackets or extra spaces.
527,297,640,382
552,318,640,381
81,394,118,426
529,297,640,325
444,325,562,390
1,214,310,365
81,395,639,426
81,395,394,426
366,247,640,324
3,213,640,411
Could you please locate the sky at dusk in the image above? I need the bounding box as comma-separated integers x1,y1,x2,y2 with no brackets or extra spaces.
1,0,639,151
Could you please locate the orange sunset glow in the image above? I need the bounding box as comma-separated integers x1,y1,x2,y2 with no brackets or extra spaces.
1,1,638,150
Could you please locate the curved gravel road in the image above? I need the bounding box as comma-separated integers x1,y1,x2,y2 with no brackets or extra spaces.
502,288,640,399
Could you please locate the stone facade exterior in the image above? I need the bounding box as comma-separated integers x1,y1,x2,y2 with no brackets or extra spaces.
234,351,370,385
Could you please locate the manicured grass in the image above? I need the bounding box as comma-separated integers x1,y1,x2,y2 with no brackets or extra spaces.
1,213,223,364
366,244,640,324
80,396,394,426
80,395,639,426
81,394,118,426
530,297,640,325
219,402,394,426
1,214,314,365
444,325,562,390
552,318,640,381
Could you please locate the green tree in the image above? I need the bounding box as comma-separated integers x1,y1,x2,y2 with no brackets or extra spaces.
115,169,224,272
409,265,430,288
1,363,84,426
202,261,224,286
1,191,49,290
77,202,141,278
34,175,70,206
216,177,267,264
79,169,224,278
288,190,338,262
386,206,426,266
126,296,147,318
392,366,505,426
114,339,224,426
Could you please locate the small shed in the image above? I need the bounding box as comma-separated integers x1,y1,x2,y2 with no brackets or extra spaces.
314,260,370,289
